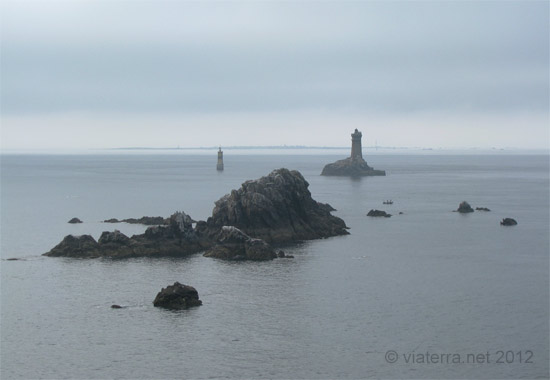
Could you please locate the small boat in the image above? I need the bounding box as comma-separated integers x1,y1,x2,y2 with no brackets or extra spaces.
382,200,393,205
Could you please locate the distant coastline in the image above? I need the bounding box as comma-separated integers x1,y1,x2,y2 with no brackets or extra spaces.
1,146,548,155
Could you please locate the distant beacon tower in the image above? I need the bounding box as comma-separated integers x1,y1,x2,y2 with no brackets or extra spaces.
216,147,224,171
350,129,363,159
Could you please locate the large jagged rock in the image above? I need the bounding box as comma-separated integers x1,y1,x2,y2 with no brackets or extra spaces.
196,168,349,244
153,282,202,310
44,212,203,258
203,226,276,261
321,157,386,177
45,235,101,258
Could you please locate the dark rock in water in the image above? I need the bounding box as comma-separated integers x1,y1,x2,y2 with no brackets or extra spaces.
103,216,168,225
500,218,518,226
122,216,168,225
476,207,491,211
45,234,101,258
277,250,294,258
321,157,386,177
277,250,286,258
103,218,120,223
68,217,83,224
204,226,276,261
456,201,474,213
44,211,203,258
153,282,202,310
367,209,391,218
6,257,22,261
197,168,349,244
111,304,123,309
398,212,404,215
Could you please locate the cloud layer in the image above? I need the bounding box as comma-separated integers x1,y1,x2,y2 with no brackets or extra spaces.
1,1,548,149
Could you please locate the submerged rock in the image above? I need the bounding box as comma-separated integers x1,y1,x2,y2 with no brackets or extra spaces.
44,211,203,258
367,209,392,218
68,217,83,224
476,207,491,211
204,226,276,261
153,282,202,310
456,201,474,213
197,168,349,244
500,218,518,226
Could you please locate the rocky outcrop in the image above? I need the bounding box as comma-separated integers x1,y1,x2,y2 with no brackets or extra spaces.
321,157,386,177
367,209,391,218
45,234,101,258
103,216,168,225
44,212,203,258
456,201,474,213
153,282,202,310
476,207,491,211
500,218,518,226
203,226,276,261
196,168,349,244
68,217,83,224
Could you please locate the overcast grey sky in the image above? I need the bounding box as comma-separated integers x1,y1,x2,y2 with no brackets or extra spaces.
1,0,548,150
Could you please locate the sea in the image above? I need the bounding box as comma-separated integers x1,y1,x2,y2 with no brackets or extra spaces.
1,151,548,379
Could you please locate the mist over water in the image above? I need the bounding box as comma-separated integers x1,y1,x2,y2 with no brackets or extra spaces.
1,154,548,379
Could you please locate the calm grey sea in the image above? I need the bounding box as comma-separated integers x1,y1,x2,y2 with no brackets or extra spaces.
1,153,548,379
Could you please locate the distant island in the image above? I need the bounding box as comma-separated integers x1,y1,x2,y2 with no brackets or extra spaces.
321,129,386,177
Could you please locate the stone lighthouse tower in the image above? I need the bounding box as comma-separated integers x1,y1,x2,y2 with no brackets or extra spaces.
350,129,363,159
216,147,224,171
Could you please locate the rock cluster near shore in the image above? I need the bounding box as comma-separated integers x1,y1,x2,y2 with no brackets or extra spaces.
44,168,348,259
45,212,202,259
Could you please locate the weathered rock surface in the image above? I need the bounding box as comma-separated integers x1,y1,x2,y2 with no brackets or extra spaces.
367,209,392,218
103,216,168,225
197,168,349,244
68,217,83,224
44,212,203,258
456,201,474,213
321,157,386,177
203,226,276,261
153,282,202,310
500,218,518,226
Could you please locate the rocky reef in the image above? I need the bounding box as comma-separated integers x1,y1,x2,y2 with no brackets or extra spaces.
68,217,83,224
44,212,203,258
153,282,202,310
44,168,349,259
103,216,169,225
203,226,276,261
367,209,392,218
196,168,349,244
321,157,386,177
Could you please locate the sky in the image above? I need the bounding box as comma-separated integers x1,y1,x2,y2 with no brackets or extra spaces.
1,0,548,151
